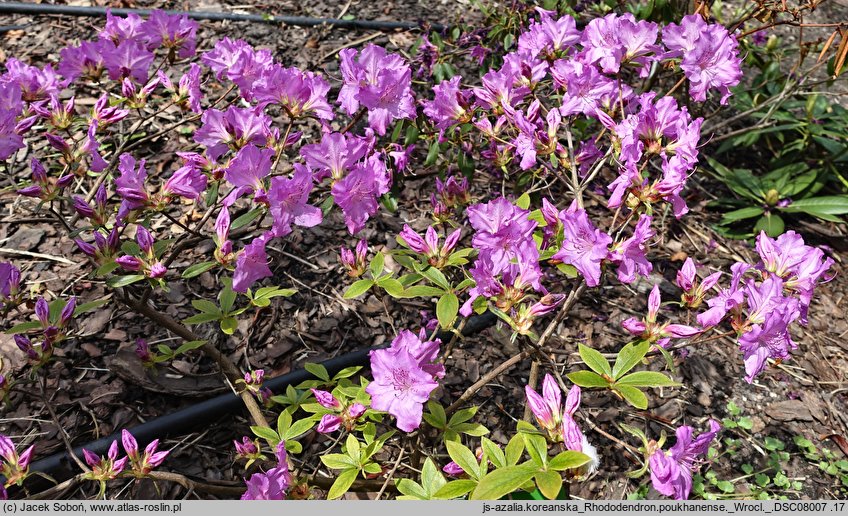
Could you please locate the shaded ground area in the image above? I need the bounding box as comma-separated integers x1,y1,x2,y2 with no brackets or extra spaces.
1,0,847,501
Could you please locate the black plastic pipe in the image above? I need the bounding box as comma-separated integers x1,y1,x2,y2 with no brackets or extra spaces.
0,2,446,32
21,311,496,482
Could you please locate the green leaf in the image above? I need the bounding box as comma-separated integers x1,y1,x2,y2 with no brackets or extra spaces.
5,321,43,334
304,363,330,381
448,406,478,427
344,279,374,299
191,299,220,314
437,293,459,329
719,206,765,225
370,252,385,278
418,266,451,290
433,479,477,499
505,433,525,466
182,261,217,279
426,401,448,427
174,340,206,355
577,343,611,376
515,192,531,210
277,410,293,436
612,341,651,380
615,371,680,388
421,457,447,495
231,207,264,230
250,426,280,443
548,450,591,471
446,440,481,480
327,468,358,499
218,283,237,314
780,196,848,222
219,316,237,335
321,453,358,470
470,464,537,500
377,277,404,298
482,437,506,469
396,479,429,499
534,471,563,500
345,434,361,462
400,285,446,298
615,385,648,409
182,312,222,325
452,423,489,437
522,433,548,468
566,370,610,388
284,418,316,440
73,297,112,317
753,213,785,237
106,275,146,288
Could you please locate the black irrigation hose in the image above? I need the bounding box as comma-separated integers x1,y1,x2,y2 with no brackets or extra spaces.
17,311,496,487
0,2,446,32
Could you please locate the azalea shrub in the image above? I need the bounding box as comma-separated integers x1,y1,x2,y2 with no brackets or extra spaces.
0,0,842,503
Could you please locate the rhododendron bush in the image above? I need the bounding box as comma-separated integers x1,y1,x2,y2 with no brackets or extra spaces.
0,0,844,502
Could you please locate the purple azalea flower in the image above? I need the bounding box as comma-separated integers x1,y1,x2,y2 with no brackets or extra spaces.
399,225,461,267
267,164,323,238
83,440,129,482
517,11,580,59
301,131,372,182
649,420,720,499
338,44,417,135
163,160,207,200
254,65,333,120
201,38,273,101
676,258,722,309
121,429,169,476
331,154,391,234
663,15,742,104
0,433,35,486
512,100,561,170
560,385,599,475
525,374,564,435
241,442,291,500
340,239,368,278
473,68,530,115
0,261,21,309
422,75,473,130
738,305,799,383
2,58,60,103
115,153,150,211
0,83,24,160
102,40,154,84
194,106,272,161
608,214,654,284
622,285,700,347
100,9,145,44
466,197,538,274
551,205,612,287
223,144,274,204
233,234,273,293
552,60,618,124
366,332,440,432
139,10,198,58
581,13,660,77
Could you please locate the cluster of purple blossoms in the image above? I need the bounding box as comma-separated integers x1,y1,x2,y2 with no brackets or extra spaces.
609,94,703,218
157,64,203,113
462,197,541,315
339,44,417,135
254,65,333,121
83,441,128,483
663,15,742,104
366,329,444,432
121,429,169,477
622,285,700,347
676,258,722,309
694,232,833,382
0,261,22,313
339,239,368,278
311,389,367,434
15,296,76,367
0,81,28,161
241,442,291,500
115,225,168,279
422,76,473,131
525,376,599,476
649,420,720,499
399,225,462,268
194,106,274,163
202,38,273,101
1,434,34,487
75,226,122,265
